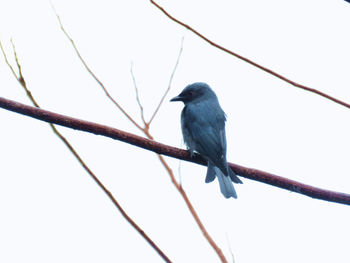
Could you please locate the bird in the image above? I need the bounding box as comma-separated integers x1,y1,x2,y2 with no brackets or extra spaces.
170,82,242,199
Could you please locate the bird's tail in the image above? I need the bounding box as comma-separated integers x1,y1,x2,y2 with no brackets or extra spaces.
205,162,238,199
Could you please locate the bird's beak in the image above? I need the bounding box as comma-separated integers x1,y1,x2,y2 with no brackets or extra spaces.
170,95,183,102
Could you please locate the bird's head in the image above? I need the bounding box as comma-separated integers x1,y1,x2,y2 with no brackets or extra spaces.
170,82,217,104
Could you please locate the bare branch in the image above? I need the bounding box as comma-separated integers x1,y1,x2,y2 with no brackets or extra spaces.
148,36,184,126
10,39,27,88
0,40,19,79
50,4,143,131
1,97,349,207
149,0,350,109
1,40,171,263
225,234,236,263
155,148,228,263
130,62,147,125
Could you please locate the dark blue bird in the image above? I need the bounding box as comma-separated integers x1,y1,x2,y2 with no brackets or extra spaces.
170,82,242,198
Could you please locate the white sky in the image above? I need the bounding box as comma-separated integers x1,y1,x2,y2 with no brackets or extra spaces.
1,0,350,262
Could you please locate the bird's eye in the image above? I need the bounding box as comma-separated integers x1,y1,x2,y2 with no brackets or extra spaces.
188,91,194,96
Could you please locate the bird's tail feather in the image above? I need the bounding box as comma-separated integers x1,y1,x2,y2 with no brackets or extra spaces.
205,162,216,183
228,167,243,184
216,167,237,199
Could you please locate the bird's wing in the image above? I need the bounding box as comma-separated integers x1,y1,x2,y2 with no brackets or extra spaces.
182,102,227,168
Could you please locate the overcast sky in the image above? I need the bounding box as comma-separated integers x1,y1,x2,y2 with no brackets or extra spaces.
1,1,350,262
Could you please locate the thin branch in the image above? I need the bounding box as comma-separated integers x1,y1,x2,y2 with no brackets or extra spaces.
130,62,147,125
52,9,227,261
149,0,350,109
156,154,228,263
148,36,184,126
0,40,171,263
225,234,236,263
0,41,18,79
50,4,143,131
1,97,350,207
10,39,27,88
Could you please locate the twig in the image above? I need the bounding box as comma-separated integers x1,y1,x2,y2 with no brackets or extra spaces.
225,234,235,263
0,41,19,79
130,62,147,125
9,39,27,88
1,97,350,207
148,36,184,126
0,40,172,263
149,0,350,109
50,4,143,131
156,154,228,263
